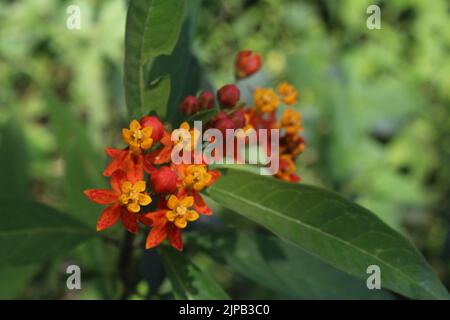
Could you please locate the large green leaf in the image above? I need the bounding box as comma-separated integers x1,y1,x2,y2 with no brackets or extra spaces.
124,0,185,118
207,169,449,300
189,230,394,299
0,199,94,266
159,246,229,299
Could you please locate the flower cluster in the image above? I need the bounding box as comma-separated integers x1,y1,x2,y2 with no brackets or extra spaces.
243,80,305,182
84,116,220,251
235,52,305,182
84,49,305,251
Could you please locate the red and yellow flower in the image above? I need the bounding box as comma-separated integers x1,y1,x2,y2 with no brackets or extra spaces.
141,195,200,251
84,170,151,234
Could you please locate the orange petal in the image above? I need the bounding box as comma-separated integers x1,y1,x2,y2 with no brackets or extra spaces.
97,205,121,231
140,210,167,227
193,191,212,215
103,150,129,177
84,189,118,205
145,226,167,249
167,225,183,251
121,210,138,234
208,170,221,185
105,147,125,158
126,154,144,183
110,170,127,193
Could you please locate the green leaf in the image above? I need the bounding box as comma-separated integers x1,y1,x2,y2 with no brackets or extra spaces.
184,107,220,127
0,114,29,199
124,0,185,118
147,0,204,125
189,230,394,299
47,95,106,225
0,199,94,266
207,169,449,300
0,265,37,299
159,246,229,299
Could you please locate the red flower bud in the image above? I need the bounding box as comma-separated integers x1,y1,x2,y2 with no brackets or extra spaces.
198,90,215,110
140,116,164,142
230,109,246,129
180,96,199,115
150,166,177,194
214,117,235,136
217,84,240,109
235,50,262,79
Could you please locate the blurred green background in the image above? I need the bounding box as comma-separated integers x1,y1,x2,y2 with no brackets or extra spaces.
0,0,449,299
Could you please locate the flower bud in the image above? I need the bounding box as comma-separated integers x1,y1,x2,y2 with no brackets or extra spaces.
214,117,235,136
217,84,240,109
180,96,199,115
140,116,164,142
150,166,177,194
235,50,262,79
198,90,215,110
230,109,246,129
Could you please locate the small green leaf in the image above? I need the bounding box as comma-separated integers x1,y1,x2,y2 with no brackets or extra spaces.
159,246,229,299
124,0,185,118
0,199,94,266
207,169,449,300
189,230,394,299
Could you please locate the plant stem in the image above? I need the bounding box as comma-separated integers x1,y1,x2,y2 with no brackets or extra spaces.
118,231,136,299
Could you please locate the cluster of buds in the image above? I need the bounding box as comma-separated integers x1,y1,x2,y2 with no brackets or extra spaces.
84,116,220,251
180,90,215,115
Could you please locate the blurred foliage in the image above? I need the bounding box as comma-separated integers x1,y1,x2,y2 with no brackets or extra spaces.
0,0,449,298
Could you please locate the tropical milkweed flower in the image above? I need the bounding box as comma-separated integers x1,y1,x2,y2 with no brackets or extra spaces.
280,108,303,135
275,155,300,183
277,81,298,105
122,120,153,155
254,88,280,113
141,195,200,251
84,170,151,233
174,163,220,214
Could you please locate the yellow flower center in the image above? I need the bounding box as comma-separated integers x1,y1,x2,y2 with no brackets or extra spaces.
122,120,153,155
166,195,199,229
119,180,152,213
183,165,212,191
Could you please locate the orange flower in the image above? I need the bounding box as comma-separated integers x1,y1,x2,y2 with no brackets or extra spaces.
280,108,303,135
254,88,280,113
275,155,300,183
84,170,152,233
122,120,153,155
280,134,305,159
173,163,220,215
141,195,200,251
277,81,298,105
